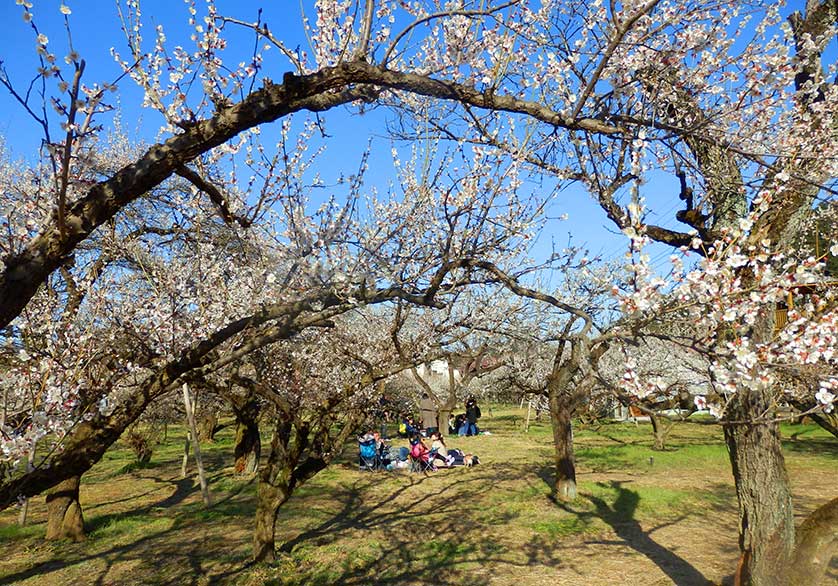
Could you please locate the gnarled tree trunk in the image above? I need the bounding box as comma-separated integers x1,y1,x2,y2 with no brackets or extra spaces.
725,390,795,586
234,398,261,476
787,496,838,586
438,394,460,437
549,390,576,501
198,412,219,443
251,403,352,563
253,416,296,563
253,471,292,563
45,475,85,541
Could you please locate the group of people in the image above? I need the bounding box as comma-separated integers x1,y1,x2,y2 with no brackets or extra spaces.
408,430,478,470
404,394,482,438
359,427,478,472
361,393,484,472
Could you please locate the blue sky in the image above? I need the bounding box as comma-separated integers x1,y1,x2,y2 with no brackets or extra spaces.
0,0,690,272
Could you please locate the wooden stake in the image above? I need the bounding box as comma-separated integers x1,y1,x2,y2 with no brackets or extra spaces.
182,383,211,506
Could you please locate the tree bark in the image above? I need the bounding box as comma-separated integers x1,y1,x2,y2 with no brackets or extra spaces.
198,412,219,443
234,399,261,476
181,431,191,479
648,410,672,451
649,411,664,450
725,390,795,586
549,390,577,502
253,473,292,563
45,475,85,541
787,496,838,586
438,407,452,435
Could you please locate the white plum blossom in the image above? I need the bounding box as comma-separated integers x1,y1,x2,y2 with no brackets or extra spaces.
816,381,836,413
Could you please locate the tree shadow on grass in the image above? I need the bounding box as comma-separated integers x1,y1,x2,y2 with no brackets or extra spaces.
0,474,216,586
268,465,579,586
583,480,712,586
780,437,838,458
84,476,196,535
537,465,714,586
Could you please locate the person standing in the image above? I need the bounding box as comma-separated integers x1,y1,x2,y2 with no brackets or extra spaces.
459,395,481,436
419,392,438,435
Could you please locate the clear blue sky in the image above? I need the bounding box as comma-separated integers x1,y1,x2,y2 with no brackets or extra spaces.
0,1,688,270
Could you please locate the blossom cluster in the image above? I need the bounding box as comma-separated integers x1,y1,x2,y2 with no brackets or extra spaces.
614,212,838,420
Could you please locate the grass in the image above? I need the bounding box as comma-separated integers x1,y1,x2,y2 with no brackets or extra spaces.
0,406,835,586
0,520,44,542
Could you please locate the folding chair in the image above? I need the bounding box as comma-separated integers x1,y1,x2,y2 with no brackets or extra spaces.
359,438,379,471
409,446,437,473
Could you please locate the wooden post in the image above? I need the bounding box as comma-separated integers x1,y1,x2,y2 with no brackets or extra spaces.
182,383,211,506
524,398,532,433
181,430,190,479
17,442,36,526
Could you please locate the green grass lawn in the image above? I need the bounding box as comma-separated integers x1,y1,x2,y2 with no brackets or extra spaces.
0,405,835,586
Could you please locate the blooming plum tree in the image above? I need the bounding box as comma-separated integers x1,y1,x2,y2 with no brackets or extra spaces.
1,1,837,583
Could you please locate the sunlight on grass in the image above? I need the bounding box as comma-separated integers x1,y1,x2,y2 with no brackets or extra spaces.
89,515,173,541
0,521,44,542
1,407,834,586
531,516,594,538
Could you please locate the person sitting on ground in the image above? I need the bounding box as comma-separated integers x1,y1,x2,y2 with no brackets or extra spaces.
407,415,420,436
450,413,466,435
429,431,453,467
399,414,419,438
372,430,391,467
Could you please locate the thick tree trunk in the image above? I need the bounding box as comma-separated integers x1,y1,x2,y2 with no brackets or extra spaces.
45,475,85,541
250,411,336,563
198,412,219,443
234,418,261,476
252,475,291,563
725,390,795,586
549,391,577,502
253,416,295,563
232,393,261,475
649,411,668,451
786,496,838,586
438,408,453,435
438,394,461,437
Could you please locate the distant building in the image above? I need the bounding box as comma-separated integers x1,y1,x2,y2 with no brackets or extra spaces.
415,359,461,381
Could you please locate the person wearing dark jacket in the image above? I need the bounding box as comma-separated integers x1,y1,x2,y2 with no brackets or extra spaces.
459,395,481,436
